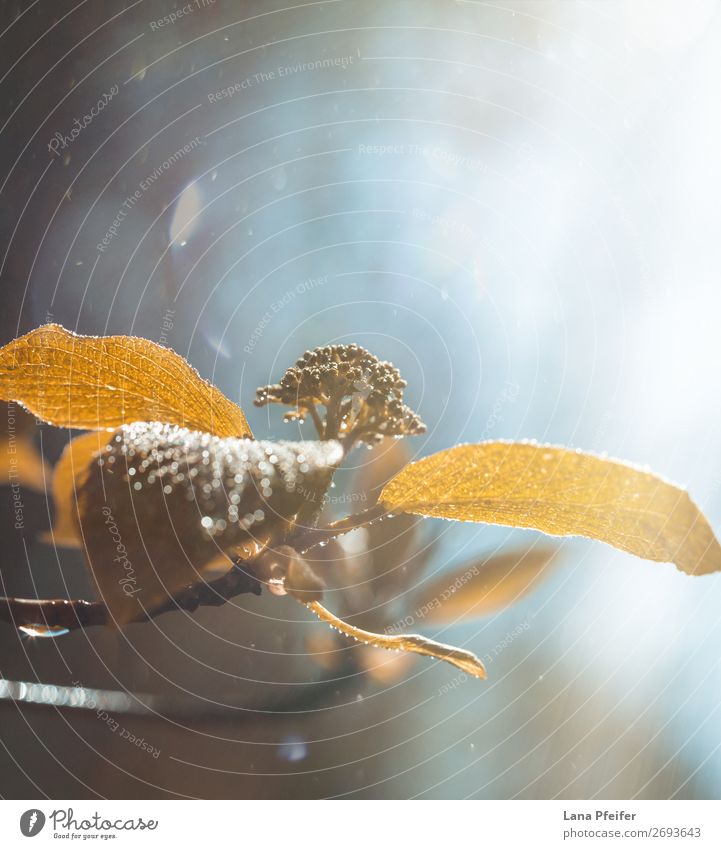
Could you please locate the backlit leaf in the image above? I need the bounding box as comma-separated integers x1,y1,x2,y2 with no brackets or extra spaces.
381,442,721,576
0,324,251,437
412,545,559,624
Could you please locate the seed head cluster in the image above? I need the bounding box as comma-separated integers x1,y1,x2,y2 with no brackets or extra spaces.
254,344,426,444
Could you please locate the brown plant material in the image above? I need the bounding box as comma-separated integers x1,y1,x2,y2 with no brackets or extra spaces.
254,344,425,443
306,599,486,679
2,324,720,685
79,422,342,624
381,442,721,575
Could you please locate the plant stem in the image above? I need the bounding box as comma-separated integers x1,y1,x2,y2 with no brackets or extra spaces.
288,504,387,552
307,403,325,439
304,600,486,679
292,467,334,531
0,512,389,634
0,559,262,633
324,396,342,440
0,597,107,631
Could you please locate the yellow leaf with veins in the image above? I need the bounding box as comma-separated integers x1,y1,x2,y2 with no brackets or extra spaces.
381,442,721,576
0,324,251,437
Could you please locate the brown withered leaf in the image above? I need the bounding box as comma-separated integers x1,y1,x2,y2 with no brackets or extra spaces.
40,431,110,547
79,422,342,624
412,545,559,624
0,324,251,437
381,442,721,576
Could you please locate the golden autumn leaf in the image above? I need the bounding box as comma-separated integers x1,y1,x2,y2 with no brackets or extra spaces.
412,545,559,624
381,442,721,576
0,324,251,437
40,431,110,548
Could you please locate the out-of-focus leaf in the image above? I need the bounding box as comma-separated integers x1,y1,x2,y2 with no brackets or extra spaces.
350,437,429,599
0,437,51,493
412,545,559,624
40,431,109,548
356,644,415,684
0,400,50,492
305,629,345,672
0,324,251,437
381,442,721,576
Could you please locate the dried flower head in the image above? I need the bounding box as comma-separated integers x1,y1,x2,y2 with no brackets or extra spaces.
254,344,426,445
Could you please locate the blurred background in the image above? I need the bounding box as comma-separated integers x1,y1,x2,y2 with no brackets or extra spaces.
1,0,721,799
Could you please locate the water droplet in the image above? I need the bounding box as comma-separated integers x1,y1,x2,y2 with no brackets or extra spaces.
268,577,287,596
19,624,70,638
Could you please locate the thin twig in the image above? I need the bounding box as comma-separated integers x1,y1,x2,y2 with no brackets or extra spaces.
0,510,387,633
0,559,262,633
289,504,388,552
0,597,107,631
305,600,486,679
